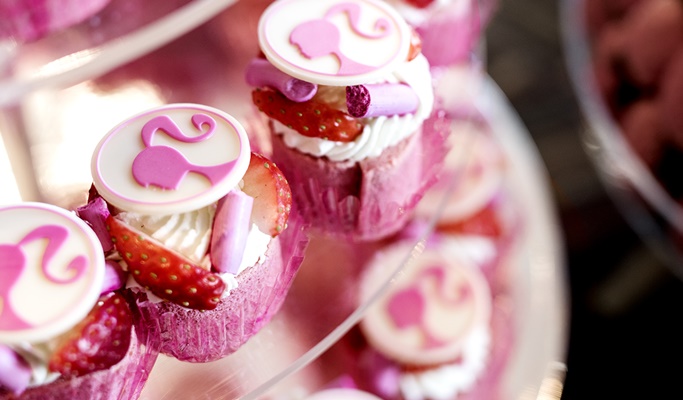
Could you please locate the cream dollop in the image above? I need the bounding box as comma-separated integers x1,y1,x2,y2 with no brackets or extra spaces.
119,199,272,297
275,54,434,163
398,326,491,400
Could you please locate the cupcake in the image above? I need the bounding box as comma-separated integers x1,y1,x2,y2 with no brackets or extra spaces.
345,235,514,400
88,103,308,363
0,0,112,43
246,0,451,241
0,202,157,399
383,0,488,68
414,114,519,284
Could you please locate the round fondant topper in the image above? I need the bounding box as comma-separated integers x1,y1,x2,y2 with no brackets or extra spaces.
0,202,105,344
258,0,411,86
359,241,492,366
91,104,251,215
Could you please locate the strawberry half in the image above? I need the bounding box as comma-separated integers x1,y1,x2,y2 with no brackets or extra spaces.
252,87,363,142
437,206,504,238
241,152,292,237
48,292,132,379
107,216,225,310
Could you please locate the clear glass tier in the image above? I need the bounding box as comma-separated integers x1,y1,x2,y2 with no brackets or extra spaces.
0,1,568,398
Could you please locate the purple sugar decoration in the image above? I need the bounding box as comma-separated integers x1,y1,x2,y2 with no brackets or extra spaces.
101,260,127,295
0,345,31,395
246,58,317,102
346,84,419,118
76,196,113,252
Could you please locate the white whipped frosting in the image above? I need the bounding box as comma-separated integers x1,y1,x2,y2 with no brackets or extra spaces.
9,342,60,389
275,54,434,163
398,326,491,400
119,198,272,297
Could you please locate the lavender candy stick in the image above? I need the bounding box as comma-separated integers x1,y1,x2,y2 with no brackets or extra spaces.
0,345,31,395
210,190,254,274
346,83,419,118
245,58,318,102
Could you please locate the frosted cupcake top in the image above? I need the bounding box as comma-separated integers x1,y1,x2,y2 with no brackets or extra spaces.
359,239,492,367
0,202,104,344
248,0,435,162
91,103,250,216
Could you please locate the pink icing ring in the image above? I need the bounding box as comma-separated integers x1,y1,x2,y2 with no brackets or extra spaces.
258,0,412,86
359,240,492,366
91,103,251,215
0,202,105,344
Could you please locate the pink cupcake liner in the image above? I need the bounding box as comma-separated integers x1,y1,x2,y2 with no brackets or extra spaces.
270,109,452,242
0,323,158,400
134,211,309,363
0,0,112,42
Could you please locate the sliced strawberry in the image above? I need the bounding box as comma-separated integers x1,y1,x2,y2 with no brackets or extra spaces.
437,206,503,238
252,87,363,142
241,152,292,237
107,216,225,310
408,27,423,61
48,292,132,379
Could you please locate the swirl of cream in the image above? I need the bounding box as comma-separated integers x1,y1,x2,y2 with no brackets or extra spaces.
275,54,434,163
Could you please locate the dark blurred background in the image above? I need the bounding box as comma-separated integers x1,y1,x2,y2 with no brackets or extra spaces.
485,0,683,398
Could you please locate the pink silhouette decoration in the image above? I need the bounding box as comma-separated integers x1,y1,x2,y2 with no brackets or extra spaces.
132,113,240,190
290,2,392,76
0,225,87,331
387,264,472,349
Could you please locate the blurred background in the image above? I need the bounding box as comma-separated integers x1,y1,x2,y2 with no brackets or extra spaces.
486,0,683,398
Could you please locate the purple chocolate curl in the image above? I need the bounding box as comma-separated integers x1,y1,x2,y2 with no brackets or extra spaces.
76,196,113,252
0,345,31,395
346,83,419,118
210,190,253,274
245,58,317,102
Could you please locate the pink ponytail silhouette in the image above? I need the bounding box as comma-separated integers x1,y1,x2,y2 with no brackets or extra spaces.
0,225,87,330
132,113,240,190
386,265,472,349
290,2,392,76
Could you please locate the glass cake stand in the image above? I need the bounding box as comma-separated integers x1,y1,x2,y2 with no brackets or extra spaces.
0,0,568,398
560,0,683,274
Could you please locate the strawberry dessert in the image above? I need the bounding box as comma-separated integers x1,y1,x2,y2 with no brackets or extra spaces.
246,0,451,241
0,202,157,399
585,0,683,209
87,103,308,363
342,234,514,400
0,0,112,43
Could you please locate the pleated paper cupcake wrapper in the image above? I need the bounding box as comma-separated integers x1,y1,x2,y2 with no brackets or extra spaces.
270,109,452,242
134,211,309,363
0,0,112,42
0,324,159,400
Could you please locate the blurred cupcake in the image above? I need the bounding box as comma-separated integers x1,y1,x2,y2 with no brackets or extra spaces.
414,115,519,284
0,202,157,399
343,234,514,400
383,0,488,68
0,0,112,42
87,103,308,362
246,0,450,241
